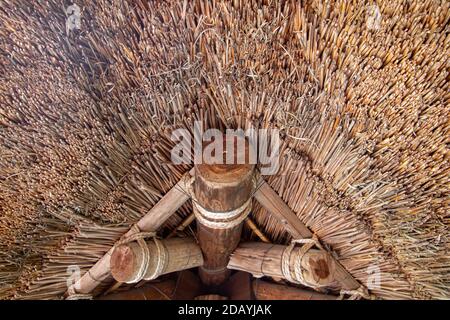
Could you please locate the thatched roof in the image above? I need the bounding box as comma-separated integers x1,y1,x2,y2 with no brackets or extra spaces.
0,0,448,300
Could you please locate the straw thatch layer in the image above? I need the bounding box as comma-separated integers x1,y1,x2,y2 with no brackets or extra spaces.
0,0,448,299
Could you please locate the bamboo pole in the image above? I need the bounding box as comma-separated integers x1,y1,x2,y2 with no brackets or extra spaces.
253,174,361,291
245,217,270,243
194,135,255,287
254,175,312,238
167,213,195,238
65,171,193,297
110,237,203,283
105,211,197,294
228,242,335,288
253,279,337,300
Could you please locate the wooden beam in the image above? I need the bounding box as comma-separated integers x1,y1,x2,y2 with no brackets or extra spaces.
194,135,255,287
253,174,361,290
228,242,335,287
253,175,312,238
253,279,337,300
110,237,203,283
65,171,193,297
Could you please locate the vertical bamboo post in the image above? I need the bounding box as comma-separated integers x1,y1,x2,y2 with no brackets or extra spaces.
110,237,203,283
194,135,255,287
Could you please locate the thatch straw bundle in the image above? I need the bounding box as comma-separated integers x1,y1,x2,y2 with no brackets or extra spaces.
0,0,448,299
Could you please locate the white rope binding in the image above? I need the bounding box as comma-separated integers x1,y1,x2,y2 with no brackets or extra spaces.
114,224,167,284
338,286,376,300
281,235,326,288
192,197,252,229
65,285,93,300
143,237,168,281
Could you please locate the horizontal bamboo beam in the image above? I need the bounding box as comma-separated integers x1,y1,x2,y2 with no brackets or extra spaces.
110,237,203,283
65,171,193,297
228,242,335,287
253,174,361,290
253,279,337,300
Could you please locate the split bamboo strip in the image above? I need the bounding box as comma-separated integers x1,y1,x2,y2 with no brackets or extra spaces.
245,217,270,243
167,213,196,238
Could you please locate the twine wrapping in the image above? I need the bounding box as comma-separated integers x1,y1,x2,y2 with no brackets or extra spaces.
65,285,92,300
338,286,376,300
143,237,168,281
65,294,93,300
114,224,167,284
281,235,326,288
193,198,252,229
191,181,252,229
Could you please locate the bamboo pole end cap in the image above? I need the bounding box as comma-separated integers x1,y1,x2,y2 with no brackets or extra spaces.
110,244,138,283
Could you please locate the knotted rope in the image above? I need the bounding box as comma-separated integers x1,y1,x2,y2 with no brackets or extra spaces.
338,285,376,300
65,285,93,300
114,224,167,284
281,234,325,288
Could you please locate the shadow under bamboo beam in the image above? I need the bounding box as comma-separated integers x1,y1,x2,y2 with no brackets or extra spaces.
97,280,178,300
65,170,194,297
253,279,337,300
98,270,202,300
253,173,361,291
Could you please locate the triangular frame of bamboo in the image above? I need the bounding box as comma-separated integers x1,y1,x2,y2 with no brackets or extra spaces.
65,169,365,298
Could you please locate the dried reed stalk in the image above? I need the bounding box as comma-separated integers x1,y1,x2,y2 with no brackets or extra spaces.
0,0,448,299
